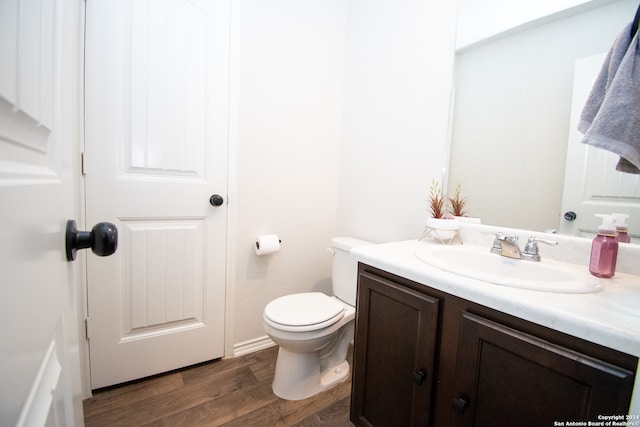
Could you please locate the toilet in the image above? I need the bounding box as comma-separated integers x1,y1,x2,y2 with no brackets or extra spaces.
263,236,372,400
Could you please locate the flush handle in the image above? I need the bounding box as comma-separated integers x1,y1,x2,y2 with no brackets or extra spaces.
66,220,118,261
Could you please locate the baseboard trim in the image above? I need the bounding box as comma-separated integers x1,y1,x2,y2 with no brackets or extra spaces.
233,335,275,357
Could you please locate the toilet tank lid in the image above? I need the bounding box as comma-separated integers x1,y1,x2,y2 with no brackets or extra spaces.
331,237,374,251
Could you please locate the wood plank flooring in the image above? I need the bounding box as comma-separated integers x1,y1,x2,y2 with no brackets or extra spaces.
83,345,354,427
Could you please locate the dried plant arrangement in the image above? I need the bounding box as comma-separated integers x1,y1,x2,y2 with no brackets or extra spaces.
449,182,468,217
429,179,449,219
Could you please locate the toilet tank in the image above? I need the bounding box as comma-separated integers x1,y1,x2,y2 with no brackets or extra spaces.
331,237,374,306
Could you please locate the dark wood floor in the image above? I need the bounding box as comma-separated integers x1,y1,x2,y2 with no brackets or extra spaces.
83,345,354,426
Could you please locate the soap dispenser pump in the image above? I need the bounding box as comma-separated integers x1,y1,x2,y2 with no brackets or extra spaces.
612,213,631,243
589,214,618,278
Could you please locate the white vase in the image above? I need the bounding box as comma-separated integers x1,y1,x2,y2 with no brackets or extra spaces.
426,217,459,241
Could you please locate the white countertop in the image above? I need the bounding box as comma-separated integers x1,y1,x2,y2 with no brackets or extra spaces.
351,238,640,357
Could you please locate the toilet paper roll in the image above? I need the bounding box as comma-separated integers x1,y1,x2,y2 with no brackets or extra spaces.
255,234,280,256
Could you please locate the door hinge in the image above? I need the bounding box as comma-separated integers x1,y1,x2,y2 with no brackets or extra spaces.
81,152,86,176
85,317,91,340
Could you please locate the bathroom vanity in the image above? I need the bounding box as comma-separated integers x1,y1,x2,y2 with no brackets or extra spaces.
349,225,640,426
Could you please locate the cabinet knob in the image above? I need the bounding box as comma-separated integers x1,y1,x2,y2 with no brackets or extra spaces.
452,396,469,414
411,369,426,385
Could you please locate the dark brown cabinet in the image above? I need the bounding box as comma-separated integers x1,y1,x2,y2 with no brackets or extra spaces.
452,312,635,426
351,271,440,426
351,264,637,427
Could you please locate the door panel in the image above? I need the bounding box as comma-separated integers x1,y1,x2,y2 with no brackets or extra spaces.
128,0,208,178
122,219,205,335
0,0,83,425
85,0,230,389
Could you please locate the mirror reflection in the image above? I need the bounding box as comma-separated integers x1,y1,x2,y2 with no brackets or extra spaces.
448,0,639,239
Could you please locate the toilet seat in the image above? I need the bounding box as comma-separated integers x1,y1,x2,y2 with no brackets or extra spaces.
264,292,345,332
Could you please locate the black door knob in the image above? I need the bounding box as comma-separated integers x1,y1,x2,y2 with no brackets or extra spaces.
564,211,577,221
66,220,118,261
209,194,224,206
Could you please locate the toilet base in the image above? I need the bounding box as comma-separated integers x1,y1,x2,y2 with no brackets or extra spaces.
271,347,350,401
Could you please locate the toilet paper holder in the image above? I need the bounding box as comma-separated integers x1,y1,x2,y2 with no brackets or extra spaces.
256,238,282,250
255,234,282,256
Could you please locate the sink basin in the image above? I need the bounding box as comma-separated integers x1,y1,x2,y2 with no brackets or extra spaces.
414,243,602,293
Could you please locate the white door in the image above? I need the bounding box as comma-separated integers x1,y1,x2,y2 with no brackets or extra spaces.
560,53,640,242
84,0,230,388
0,0,84,426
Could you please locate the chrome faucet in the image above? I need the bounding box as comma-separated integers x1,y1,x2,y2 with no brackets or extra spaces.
491,233,558,262
491,232,521,259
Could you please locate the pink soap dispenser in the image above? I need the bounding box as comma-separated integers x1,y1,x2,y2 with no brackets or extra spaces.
612,213,631,243
589,214,618,278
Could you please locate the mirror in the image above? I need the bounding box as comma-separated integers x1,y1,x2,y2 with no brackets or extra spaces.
448,0,638,234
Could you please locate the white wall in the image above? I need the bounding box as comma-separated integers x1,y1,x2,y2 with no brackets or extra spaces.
230,0,458,350
337,0,458,243
231,0,348,349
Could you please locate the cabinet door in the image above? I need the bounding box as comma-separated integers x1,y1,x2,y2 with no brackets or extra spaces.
452,312,635,426
351,272,440,427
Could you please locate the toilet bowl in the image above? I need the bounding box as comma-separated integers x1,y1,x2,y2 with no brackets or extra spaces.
264,293,355,400
262,237,372,400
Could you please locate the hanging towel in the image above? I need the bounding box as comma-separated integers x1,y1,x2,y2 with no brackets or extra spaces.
578,22,640,174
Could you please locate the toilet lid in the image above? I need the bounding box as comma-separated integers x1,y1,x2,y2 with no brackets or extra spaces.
264,292,344,328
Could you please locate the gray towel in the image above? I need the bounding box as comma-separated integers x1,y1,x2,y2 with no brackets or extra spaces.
578,22,640,174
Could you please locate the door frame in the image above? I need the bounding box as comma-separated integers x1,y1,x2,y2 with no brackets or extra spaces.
77,1,238,397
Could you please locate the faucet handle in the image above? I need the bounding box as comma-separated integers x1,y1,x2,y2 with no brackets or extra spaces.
526,236,558,247
494,232,519,244
491,232,505,254
523,237,558,261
